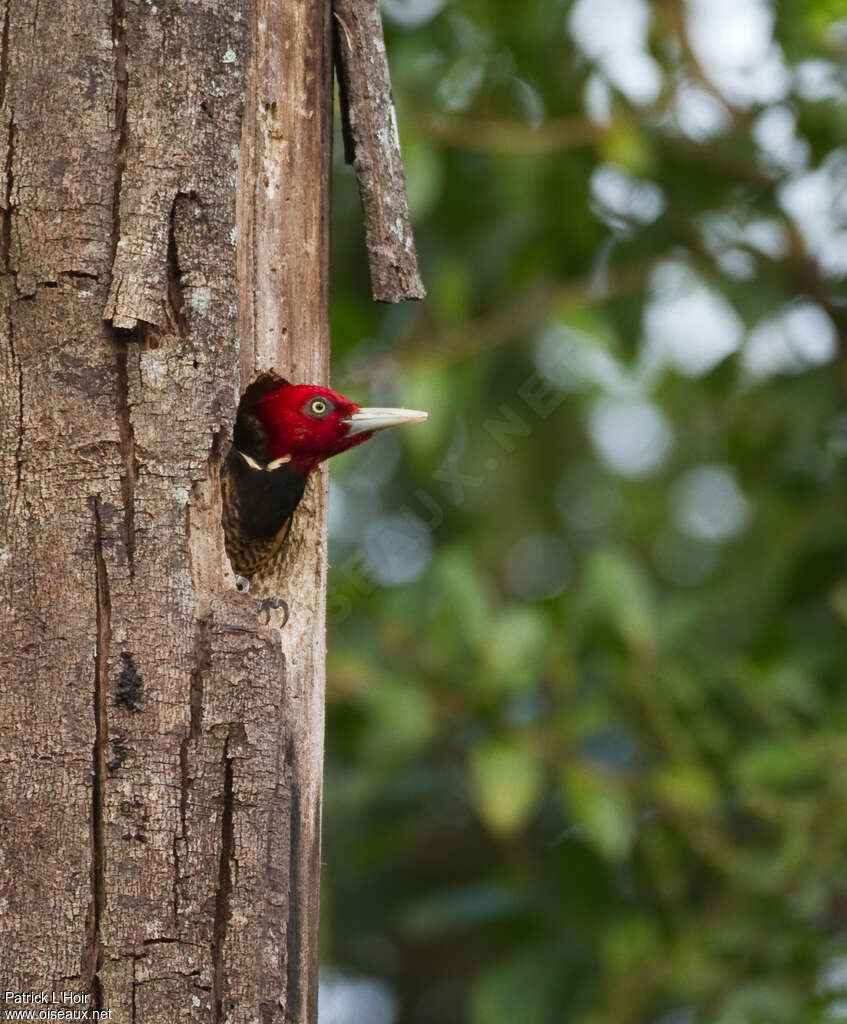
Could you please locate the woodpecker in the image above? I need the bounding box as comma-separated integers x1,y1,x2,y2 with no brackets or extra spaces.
221,383,427,579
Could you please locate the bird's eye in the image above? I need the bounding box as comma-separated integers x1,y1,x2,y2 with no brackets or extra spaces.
306,397,333,417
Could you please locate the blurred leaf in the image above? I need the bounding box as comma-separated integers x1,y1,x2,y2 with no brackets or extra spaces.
757,660,823,718
561,763,635,860
600,120,655,176
802,0,847,37
402,135,445,217
402,362,460,456
481,606,550,692
358,678,436,761
600,915,662,974
469,741,545,836
576,548,656,651
400,883,523,937
469,948,582,1024
652,762,720,816
714,981,802,1024
432,546,491,648
431,258,475,327
734,738,820,792
829,579,847,625
551,301,617,346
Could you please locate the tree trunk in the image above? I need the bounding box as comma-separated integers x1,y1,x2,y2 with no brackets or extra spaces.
0,1,332,1021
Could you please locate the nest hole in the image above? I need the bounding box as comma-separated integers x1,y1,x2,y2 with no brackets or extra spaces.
232,372,290,461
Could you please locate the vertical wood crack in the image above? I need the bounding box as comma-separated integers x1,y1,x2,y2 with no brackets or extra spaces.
131,952,138,1024
284,740,302,1024
111,0,127,259
7,316,22,494
108,0,135,579
174,616,209,921
112,339,137,573
189,616,207,740
165,194,190,338
0,0,10,109
212,739,234,1024
85,499,110,1006
3,114,17,294
114,339,137,576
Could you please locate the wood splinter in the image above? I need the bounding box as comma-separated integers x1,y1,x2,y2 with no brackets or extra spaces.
333,0,426,304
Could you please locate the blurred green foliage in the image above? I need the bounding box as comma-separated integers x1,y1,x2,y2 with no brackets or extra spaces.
322,1,847,1021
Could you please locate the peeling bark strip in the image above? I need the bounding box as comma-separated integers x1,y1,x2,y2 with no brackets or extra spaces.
333,0,425,303
103,0,192,331
1,0,332,1021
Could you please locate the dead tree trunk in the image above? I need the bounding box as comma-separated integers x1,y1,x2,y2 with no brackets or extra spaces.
0,0,332,1020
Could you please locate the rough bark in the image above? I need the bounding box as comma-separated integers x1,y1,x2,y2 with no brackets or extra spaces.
0,1,331,1022
334,0,425,303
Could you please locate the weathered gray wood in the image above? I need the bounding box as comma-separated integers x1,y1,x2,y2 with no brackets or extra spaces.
334,0,425,303
0,1,332,1021
233,1,334,1020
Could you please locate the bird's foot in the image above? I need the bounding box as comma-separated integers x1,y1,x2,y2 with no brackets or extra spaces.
257,596,290,627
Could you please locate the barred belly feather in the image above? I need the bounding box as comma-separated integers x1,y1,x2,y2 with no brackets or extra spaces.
220,447,307,578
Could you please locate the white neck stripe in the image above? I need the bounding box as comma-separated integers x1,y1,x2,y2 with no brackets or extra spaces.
234,448,292,472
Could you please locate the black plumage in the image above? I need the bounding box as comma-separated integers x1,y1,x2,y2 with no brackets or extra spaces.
220,395,306,579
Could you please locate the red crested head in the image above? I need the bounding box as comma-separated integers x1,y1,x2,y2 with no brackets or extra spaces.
251,384,427,473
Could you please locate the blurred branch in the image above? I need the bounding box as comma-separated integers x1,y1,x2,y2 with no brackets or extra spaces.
351,259,654,381
420,108,768,193
781,221,847,358
657,135,774,187
420,112,602,154
658,0,749,130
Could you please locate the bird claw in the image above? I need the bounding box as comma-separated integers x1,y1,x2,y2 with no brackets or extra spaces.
234,575,288,627
258,596,289,628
